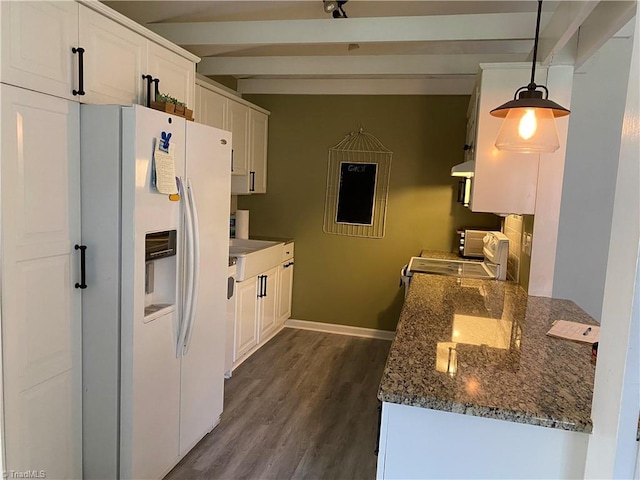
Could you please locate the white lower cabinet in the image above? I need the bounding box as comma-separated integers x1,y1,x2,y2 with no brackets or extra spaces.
234,277,259,361
277,246,294,325
232,243,295,367
258,266,279,339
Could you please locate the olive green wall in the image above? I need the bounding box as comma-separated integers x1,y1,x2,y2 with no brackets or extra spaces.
239,95,500,331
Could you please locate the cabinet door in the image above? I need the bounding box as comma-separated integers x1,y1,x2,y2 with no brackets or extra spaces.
250,109,269,194
234,278,258,361
258,267,279,340
79,4,146,105
195,85,227,130
227,100,249,176
147,41,195,109
1,1,78,100
277,260,294,324
1,85,82,479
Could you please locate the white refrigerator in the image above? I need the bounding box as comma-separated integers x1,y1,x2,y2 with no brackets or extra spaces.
80,105,231,479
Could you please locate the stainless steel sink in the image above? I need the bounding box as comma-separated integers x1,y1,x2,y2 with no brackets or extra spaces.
229,238,284,281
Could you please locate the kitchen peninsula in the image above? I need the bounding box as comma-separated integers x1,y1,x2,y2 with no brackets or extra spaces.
377,273,597,479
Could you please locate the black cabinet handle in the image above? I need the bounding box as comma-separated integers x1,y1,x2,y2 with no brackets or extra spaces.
75,244,87,289
263,276,268,297
142,75,153,107
152,78,160,103
257,275,263,298
463,144,472,151
250,171,255,192
284,262,294,269
457,180,465,203
72,47,85,96
231,149,234,172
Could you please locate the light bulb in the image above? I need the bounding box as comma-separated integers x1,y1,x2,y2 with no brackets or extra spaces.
518,109,537,140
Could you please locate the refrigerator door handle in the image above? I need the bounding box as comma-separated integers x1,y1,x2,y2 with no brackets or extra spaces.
182,178,201,355
177,177,194,358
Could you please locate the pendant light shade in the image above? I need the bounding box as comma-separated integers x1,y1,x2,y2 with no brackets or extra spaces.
490,0,570,153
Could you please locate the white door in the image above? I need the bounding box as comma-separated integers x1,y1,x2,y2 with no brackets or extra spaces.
249,109,268,194
196,85,227,130
78,4,146,105
147,41,195,109
259,267,279,339
235,279,258,360
0,1,79,101
179,122,231,454
1,85,82,479
227,100,249,176
277,260,294,324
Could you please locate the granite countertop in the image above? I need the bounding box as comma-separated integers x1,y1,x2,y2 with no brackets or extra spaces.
419,250,461,260
378,273,598,433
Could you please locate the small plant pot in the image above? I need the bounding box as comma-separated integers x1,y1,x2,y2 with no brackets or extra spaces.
185,108,194,120
151,101,175,114
175,105,186,115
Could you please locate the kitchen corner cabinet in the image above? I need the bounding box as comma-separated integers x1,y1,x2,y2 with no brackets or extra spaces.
1,1,197,108
468,64,548,215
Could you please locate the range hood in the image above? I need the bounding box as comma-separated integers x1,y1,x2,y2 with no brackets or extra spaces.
451,160,475,177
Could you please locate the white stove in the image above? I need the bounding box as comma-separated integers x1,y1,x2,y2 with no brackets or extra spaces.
408,232,510,281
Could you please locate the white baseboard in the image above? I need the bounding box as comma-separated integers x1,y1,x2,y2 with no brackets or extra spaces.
285,319,395,341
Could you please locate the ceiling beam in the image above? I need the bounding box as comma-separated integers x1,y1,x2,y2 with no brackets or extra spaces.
575,0,637,68
535,1,600,65
198,54,525,76
148,13,540,46
236,77,476,96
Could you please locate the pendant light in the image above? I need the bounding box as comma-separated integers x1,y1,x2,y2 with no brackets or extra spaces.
490,0,570,153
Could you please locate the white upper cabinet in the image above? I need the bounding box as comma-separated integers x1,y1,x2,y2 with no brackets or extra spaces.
469,64,547,215
195,84,227,130
1,1,197,108
227,99,250,176
249,109,269,194
147,40,195,109
1,1,79,101
195,78,270,186
79,5,146,106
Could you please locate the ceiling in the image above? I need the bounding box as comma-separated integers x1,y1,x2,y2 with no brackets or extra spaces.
105,1,637,95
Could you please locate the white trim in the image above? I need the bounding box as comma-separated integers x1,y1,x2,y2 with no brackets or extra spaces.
237,77,476,96
77,0,200,63
285,319,395,341
195,75,271,115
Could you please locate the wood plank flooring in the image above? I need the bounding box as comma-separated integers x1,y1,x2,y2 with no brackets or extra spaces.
165,327,391,480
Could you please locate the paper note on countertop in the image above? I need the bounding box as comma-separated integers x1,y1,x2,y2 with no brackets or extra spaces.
546,320,600,343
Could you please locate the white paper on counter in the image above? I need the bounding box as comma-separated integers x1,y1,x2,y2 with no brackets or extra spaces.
546,320,600,343
153,141,178,194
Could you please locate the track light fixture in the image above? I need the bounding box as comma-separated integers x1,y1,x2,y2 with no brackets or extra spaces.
490,0,570,153
323,0,348,18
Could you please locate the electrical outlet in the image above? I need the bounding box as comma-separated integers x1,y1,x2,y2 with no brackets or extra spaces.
522,233,532,256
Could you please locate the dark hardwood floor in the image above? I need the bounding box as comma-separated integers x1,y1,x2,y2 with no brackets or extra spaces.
165,327,391,480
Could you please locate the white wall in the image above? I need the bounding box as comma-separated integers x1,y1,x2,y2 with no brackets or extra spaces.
584,11,640,478
553,35,634,321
